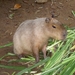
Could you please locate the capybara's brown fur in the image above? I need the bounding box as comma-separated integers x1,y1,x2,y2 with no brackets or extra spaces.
13,17,67,62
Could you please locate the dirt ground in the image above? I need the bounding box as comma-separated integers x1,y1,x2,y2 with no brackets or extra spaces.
0,0,75,75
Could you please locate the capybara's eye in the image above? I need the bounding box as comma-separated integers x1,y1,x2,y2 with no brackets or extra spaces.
52,25,56,28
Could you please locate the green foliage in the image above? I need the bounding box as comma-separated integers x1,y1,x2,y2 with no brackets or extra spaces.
72,10,75,17
0,42,13,48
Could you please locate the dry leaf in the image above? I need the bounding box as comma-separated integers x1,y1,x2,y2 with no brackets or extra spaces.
14,4,21,9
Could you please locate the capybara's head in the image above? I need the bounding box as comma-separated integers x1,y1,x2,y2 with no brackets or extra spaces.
45,18,67,40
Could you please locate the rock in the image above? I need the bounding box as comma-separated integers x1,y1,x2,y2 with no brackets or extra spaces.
35,0,48,3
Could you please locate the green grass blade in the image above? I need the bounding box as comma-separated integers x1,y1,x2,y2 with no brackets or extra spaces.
72,10,75,17
0,42,13,48
0,65,26,70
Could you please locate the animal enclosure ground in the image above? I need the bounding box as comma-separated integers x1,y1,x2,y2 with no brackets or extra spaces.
0,0,75,74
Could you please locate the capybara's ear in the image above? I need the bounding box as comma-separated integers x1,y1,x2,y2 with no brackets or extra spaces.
51,14,55,18
45,18,50,23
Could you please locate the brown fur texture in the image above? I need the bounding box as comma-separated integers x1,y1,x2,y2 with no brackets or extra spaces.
13,17,67,62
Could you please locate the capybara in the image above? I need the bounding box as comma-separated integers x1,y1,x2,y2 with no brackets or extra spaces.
13,17,67,62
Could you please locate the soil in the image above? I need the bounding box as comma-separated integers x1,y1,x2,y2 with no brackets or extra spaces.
0,0,75,75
